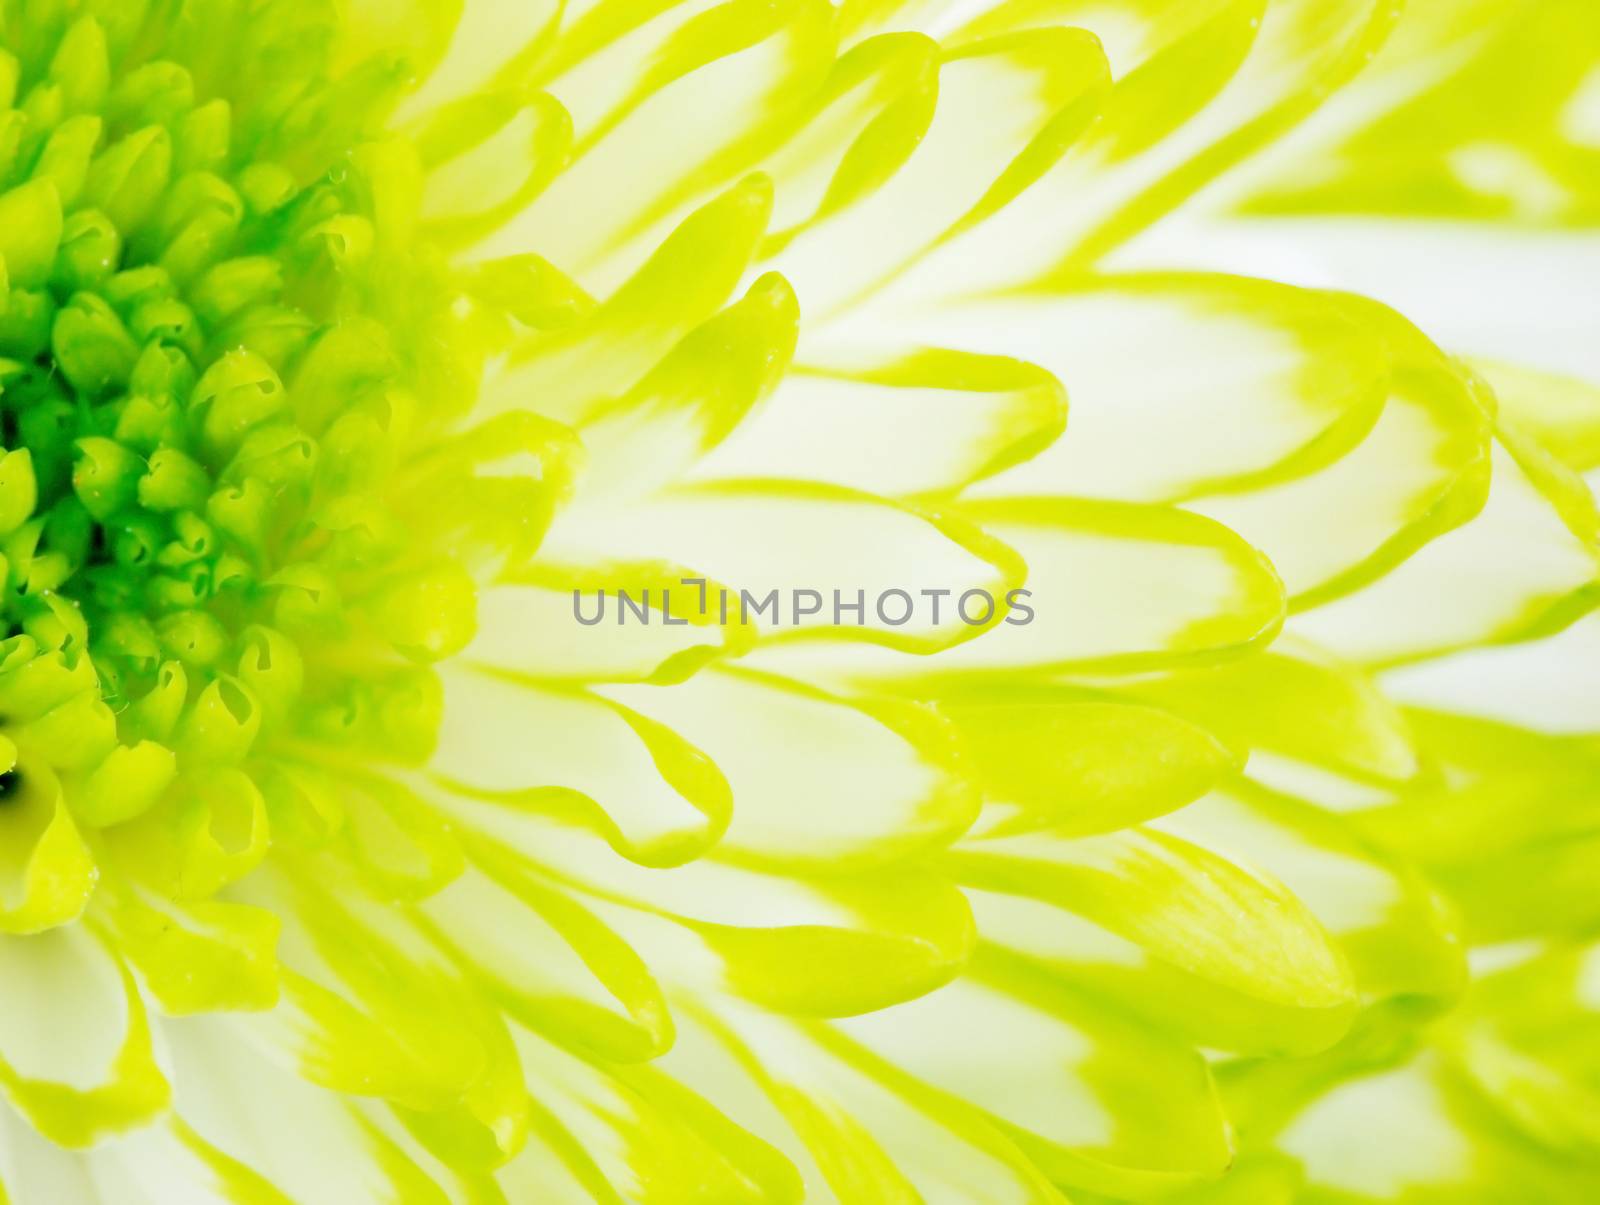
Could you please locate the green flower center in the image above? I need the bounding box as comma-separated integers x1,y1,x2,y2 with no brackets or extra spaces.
0,8,549,916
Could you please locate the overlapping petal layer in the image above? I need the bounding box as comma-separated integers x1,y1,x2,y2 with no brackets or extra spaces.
0,0,1596,1201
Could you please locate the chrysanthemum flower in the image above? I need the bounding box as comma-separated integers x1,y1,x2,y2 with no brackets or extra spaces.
0,0,1596,1199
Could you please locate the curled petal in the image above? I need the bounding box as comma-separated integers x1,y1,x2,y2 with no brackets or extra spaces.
0,925,169,1147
